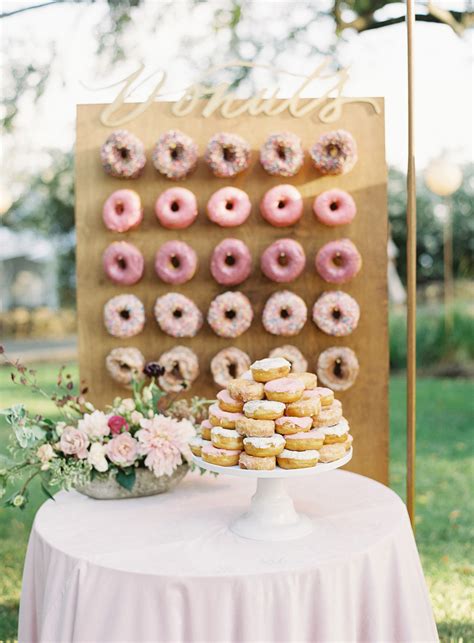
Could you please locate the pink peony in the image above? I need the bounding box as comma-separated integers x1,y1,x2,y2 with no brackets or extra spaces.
136,415,195,477
108,415,129,435
59,426,89,459
142,438,182,477
106,433,139,467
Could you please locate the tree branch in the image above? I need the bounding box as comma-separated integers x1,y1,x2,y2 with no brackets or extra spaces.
360,11,472,33
0,1,63,19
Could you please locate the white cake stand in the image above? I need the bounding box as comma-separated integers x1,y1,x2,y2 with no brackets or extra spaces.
192,448,352,541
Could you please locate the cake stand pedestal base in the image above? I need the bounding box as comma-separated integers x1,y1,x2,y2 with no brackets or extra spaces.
230,477,313,541
192,449,352,541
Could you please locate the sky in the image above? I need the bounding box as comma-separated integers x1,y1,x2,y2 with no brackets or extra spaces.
0,0,473,200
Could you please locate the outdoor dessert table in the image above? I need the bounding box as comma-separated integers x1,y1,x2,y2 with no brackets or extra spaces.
18,470,438,643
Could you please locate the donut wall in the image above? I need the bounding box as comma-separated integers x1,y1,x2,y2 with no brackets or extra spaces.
75,100,388,483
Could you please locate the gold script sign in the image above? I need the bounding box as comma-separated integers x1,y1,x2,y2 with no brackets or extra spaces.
99,60,380,127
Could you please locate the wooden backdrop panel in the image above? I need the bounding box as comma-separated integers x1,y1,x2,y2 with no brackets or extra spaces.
76,100,388,483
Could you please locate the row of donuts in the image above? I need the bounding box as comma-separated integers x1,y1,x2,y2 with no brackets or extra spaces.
101,129,357,180
105,344,359,393
190,357,353,470
104,238,362,286
103,185,357,232
104,290,360,339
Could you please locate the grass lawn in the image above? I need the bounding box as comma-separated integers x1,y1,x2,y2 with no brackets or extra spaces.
0,364,473,641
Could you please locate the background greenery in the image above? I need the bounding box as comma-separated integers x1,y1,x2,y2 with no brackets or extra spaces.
0,364,473,641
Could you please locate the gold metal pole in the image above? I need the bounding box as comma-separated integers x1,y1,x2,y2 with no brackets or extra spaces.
444,198,454,332
406,0,417,529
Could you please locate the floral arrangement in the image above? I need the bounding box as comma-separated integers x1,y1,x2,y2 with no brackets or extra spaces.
0,347,211,508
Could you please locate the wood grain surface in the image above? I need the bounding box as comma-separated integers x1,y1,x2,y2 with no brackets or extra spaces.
76,100,389,483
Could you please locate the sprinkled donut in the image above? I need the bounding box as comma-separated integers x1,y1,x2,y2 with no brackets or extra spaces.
155,240,198,285
210,238,252,286
310,129,357,175
155,187,198,229
205,132,251,178
315,239,362,284
104,294,145,338
100,130,146,179
312,291,360,336
269,345,308,373
207,291,253,338
260,184,303,227
152,130,198,180
105,347,145,387
262,291,307,336
261,239,306,283
157,346,199,392
260,132,304,177
316,346,360,391
102,189,143,232
211,347,251,388
154,293,203,338
103,241,144,285
206,187,251,227
313,189,356,227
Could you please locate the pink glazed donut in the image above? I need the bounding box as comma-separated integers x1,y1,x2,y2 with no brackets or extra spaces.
155,187,198,229
262,291,307,336
261,239,306,283
315,239,362,284
260,184,303,227
152,130,198,180
312,290,360,336
205,133,251,178
207,291,253,338
259,132,304,177
155,240,198,284
102,189,143,232
154,293,203,337
206,187,251,227
103,241,144,285
313,189,356,227
100,130,146,179
310,130,358,175
210,238,252,286
103,294,145,338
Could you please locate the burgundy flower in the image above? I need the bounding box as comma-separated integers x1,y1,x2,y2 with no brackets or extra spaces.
107,415,129,435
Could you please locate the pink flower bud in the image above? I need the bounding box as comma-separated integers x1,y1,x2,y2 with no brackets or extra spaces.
107,415,129,435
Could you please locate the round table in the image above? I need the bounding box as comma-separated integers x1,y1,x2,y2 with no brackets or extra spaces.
19,470,438,643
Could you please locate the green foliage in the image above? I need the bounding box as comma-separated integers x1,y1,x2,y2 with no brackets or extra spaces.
389,164,474,284
116,467,136,491
389,303,474,370
5,150,75,305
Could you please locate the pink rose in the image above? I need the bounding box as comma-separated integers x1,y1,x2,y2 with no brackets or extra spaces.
106,433,138,466
59,426,89,459
108,415,129,435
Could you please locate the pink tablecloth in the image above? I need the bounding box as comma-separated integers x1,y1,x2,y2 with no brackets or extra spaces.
19,470,438,642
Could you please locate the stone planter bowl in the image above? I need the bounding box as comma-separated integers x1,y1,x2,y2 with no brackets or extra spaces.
75,463,189,500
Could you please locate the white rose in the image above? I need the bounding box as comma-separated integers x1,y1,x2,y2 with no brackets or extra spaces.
78,410,110,440
130,410,144,425
147,409,154,418
87,442,109,473
37,443,55,464
121,398,135,412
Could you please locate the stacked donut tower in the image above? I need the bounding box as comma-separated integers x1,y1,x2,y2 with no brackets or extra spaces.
99,127,362,395
189,356,352,471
